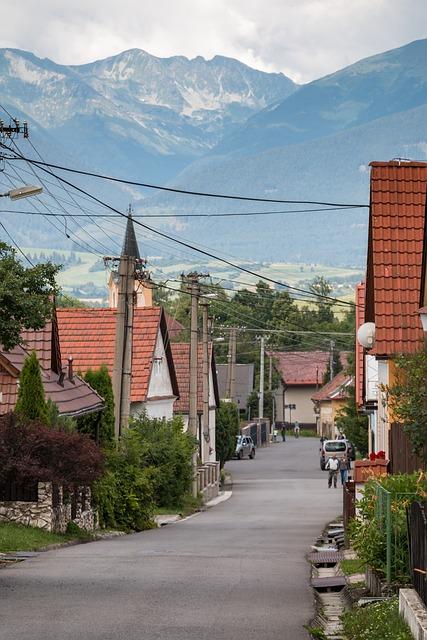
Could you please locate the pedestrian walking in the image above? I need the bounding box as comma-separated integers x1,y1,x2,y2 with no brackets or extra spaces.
281,427,286,442
325,454,339,488
339,456,349,486
293,421,300,438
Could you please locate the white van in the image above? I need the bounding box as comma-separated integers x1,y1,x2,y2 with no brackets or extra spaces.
320,439,349,470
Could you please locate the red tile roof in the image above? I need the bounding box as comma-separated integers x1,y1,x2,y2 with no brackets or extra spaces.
171,343,219,413
268,351,331,386
366,161,427,355
355,282,365,407
57,307,178,402
0,342,104,417
312,371,353,402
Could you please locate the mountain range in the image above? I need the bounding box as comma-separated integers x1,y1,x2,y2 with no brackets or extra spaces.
1,40,427,267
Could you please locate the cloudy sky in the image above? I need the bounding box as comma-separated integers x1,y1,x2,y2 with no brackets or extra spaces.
2,0,427,82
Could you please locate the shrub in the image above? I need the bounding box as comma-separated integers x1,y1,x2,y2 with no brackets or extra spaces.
77,365,115,446
130,413,195,508
348,472,427,583
92,432,156,531
0,413,104,488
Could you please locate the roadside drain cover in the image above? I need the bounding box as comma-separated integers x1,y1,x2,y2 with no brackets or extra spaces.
307,552,343,564
311,576,346,590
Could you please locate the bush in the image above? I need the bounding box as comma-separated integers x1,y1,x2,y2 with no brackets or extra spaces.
15,351,48,424
0,413,104,488
130,413,195,508
77,365,115,447
92,434,156,531
341,597,412,640
216,401,239,468
348,472,427,583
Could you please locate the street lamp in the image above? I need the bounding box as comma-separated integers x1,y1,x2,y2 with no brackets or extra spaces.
0,185,43,200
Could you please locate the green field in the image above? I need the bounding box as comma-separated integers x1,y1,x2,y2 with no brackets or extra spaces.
22,247,363,304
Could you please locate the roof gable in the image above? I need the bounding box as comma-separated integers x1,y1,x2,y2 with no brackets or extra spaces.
366,161,427,355
312,371,353,402
57,306,178,402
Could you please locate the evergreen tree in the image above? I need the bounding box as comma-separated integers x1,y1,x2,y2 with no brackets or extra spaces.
77,365,114,446
15,351,49,423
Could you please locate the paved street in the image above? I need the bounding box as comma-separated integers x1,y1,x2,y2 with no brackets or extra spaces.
0,438,341,640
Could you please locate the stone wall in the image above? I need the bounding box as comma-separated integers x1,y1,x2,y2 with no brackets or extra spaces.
0,482,96,533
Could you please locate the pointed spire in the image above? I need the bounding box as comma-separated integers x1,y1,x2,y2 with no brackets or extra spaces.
122,204,140,259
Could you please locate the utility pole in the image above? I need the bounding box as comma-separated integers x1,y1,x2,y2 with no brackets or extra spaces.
258,336,265,420
201,301,210,460
268,353,273,391
329,339,335,382
185,272,208,496
226,327,237,403
112,253,135,438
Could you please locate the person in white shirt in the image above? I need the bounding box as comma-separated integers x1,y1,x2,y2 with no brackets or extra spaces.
325,454,339,488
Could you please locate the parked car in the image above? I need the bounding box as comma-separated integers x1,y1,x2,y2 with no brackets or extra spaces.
235,435,256,460
320,439,355,470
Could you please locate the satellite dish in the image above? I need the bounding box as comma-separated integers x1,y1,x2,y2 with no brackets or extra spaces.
357,322,376,349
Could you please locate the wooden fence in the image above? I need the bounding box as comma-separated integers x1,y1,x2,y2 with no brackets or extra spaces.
388,423,426,475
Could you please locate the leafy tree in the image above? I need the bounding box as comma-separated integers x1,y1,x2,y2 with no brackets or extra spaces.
335,384,368,456
46,398,77,431
246,389,275,422
15,351,49,424
308,276,334,324
216,401,239,468
77,365,114,447
130,413,195,507
387,344,427,460
56,294,87,308
0,242,58,350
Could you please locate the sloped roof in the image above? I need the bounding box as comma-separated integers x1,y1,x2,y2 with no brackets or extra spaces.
171,343,219,413
355,282,365,407
0,343,104,417
268,351,330,386
57,307,178,402
312,370,353,403
365,161,427,355
122,215,140,259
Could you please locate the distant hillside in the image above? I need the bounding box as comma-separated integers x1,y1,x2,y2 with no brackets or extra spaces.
143,40,427,266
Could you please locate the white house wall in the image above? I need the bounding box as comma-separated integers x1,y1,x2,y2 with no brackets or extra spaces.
376,360,389,455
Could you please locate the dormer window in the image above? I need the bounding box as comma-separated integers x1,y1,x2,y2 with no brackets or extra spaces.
154,357,163,374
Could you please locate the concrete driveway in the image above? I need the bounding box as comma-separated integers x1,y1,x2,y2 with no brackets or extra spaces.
0,437,341,640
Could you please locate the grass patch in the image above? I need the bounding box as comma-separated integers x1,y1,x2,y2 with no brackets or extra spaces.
341,597,412,640
154,494,203,519
341,558,366,575
299,430,317,438
0,522,91,553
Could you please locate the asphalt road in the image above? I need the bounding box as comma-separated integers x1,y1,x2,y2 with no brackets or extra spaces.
0,438,341,640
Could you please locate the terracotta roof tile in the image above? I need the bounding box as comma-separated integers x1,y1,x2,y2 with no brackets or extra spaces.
355,282,365,407
268,351,331,386
57,307,170,402
366,161,427,355
312,371,353,402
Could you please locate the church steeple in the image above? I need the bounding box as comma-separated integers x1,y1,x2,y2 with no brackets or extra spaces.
107,204,153,309
122,205,140,259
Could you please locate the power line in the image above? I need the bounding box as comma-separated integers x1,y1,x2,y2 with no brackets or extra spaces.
5,151,368,208
0,221,34,266
4,153,356,308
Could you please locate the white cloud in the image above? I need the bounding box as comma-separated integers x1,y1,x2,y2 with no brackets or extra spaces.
1,0,427,81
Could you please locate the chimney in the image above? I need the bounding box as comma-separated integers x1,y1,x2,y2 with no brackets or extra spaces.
68,357,75,383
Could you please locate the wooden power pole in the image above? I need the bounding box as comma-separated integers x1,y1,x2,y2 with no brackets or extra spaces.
185,272,208,496
258,336,265,420
201,301,210,457
112,254,135,438
226,327,237,403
